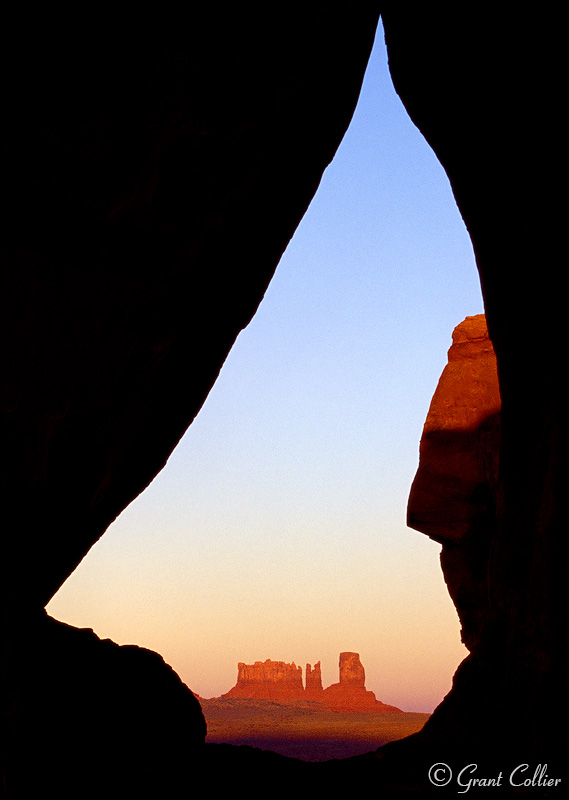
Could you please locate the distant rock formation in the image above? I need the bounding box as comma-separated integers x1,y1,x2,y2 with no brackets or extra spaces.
224,660,304,700
223,652,401,712
340,651,365,685
305,661,323,699
323,653,401,713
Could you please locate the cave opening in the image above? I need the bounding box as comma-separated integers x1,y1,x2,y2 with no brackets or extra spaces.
45,19,482,740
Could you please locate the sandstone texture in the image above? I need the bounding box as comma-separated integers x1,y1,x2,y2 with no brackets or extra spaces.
224,653,400,712
408,314,501,651
338,651,366,686
225,660,304,701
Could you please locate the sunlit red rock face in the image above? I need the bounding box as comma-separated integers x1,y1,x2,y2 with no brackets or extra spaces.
408,315,501,651
224,653,400,712
323,652,401,712
224,660,304,701
305,661,324,698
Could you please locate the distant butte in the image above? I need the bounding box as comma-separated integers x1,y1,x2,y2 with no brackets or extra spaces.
222,659,304,701
223,652,401,712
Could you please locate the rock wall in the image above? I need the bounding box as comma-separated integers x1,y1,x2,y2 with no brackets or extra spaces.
408,315,500,651
381,5,567,776
1,7,379,613
1,8,380,794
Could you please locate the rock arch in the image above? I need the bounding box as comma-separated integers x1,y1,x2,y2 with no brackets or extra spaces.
2,6,565,794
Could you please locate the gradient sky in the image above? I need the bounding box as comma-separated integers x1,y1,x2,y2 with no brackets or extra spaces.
47,21,484,714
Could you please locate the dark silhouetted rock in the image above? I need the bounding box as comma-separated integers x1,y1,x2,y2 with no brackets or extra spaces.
408,315,501,650
1,8,380,793
5,612,205,797
1,8,380,612
381,4,567,777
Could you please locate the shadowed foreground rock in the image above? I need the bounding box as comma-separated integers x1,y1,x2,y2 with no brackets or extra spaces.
6,612,205,797
1,6,379,612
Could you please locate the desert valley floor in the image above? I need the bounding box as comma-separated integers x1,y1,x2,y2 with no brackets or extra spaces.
200,697,430,762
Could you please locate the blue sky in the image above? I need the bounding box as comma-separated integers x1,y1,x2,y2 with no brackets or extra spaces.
48,21,484,713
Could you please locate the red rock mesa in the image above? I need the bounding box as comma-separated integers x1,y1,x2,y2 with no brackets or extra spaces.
224,652,401,712
223,659,304,700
